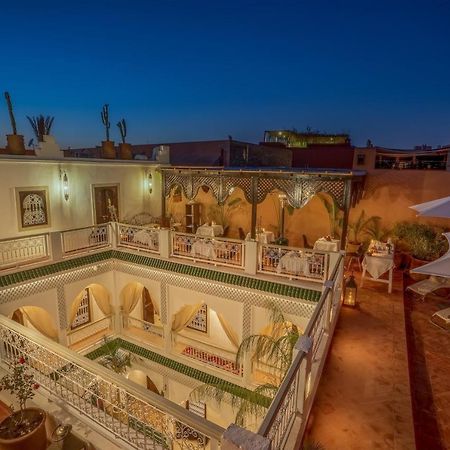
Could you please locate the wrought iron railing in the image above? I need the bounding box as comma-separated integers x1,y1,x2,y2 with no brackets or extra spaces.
0,316,224,450
61,223,111,255
66,315,113,347
117,223,160,254
258,244,329,282
257,254,344,449
0,233,50,270
171,232,244,268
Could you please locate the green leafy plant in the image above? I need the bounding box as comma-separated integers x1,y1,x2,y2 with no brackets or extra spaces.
348,210,381,243
208,196,243,228
4,91,18,135
99,337,131,374
26,115,54,142
392,222,448,261
317,193,343,239
117,118,127,144
101,104,111,141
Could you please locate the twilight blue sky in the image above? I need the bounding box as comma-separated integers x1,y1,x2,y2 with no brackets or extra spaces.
0,0,449,149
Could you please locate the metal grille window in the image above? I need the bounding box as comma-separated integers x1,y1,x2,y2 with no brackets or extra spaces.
71,289,91,329
186,400,206,418
187,304,207,333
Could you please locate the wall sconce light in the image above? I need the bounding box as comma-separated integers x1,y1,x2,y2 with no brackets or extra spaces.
61,170,69,201
147,172,153,194
343,273,358,307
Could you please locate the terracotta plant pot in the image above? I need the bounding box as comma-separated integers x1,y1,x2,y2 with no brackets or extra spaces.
0,407,47,450
101,140,116,159
5,135,25,155
119,142,133,160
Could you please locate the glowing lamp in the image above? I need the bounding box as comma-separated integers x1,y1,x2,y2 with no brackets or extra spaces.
62,171,69,201
147,172,153,194
343,273,357,307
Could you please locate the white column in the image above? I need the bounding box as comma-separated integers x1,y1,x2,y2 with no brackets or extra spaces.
159,229,171,259
244,241,258,275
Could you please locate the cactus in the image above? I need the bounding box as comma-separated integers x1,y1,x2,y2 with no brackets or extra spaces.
26,115,54,142
4,92,18,135
101,104,111,141
117,118,127,144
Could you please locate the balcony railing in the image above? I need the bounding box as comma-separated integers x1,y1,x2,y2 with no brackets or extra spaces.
257,254,344,449
171,232,245,268
0,233,50,270
0,316,224,450
66,315,113,347
258,244,329,282
61,223,111,255
121,313,164,342
117,223,160,254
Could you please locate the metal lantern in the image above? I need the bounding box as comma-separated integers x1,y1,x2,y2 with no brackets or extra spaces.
343,273,358,307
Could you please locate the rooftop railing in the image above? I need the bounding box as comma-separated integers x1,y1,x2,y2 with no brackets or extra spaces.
61,223,111,255
0,233,50,270
117,223,160,254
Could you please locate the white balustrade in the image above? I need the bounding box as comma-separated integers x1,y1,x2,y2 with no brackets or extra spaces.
0,316,224,450
123,314,164,339
257,254,344,449
172,232,244,268
66,315,113,347
61,224,111,255
258,244,329,282
0,234,50,270
117,223,160,254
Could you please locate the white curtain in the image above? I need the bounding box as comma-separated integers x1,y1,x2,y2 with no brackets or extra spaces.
89,284,112,316
121,283,144,315
171,303,203,333
217,312,239,349
21,306,59,341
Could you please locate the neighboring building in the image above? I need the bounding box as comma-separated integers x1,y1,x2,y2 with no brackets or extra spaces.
263,129,350,148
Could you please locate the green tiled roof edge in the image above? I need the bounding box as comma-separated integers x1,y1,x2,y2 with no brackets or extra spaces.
86,338,271,407
0,248,321,302
111,250,321,301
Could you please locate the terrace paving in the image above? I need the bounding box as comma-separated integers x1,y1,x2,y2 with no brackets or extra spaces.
306,270,416,450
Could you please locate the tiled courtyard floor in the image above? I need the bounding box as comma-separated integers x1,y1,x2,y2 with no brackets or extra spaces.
306,270,416,450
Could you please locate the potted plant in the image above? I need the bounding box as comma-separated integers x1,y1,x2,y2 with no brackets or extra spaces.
117,119,133,159
4,92,25,155
0,356,47,450
100,104,115,159
26,115,54,142
347,210,381,253
392,222,448,279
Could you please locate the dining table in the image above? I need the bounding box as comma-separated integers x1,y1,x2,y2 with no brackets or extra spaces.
361,250,395,293
313,237,340,252
195,224,224,237
246,230,275,244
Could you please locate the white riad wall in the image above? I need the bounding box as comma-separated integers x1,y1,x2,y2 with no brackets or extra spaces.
0,158,162,239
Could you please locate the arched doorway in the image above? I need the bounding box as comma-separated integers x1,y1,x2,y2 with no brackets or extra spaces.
10,306,58,342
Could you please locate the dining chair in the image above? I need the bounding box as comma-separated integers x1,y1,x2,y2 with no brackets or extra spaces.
238,227,246,240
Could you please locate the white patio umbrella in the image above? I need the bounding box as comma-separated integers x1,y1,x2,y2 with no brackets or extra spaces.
410,232,450,278
409,196,450,218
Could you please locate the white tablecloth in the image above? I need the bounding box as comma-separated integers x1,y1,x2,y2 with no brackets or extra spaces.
362,254,394,279
133,230,157,248
313,238,340,252
277,251,309,275
191,240,217,259
246,231,275,244
196,224,224,237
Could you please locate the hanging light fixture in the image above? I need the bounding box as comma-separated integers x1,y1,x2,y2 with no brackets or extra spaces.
343,273,358,307
147,172,153,194
61,170,69,201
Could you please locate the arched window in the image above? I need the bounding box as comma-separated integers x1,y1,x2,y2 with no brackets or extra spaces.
187,304,207,333
71,289,91,329
22,194,46,226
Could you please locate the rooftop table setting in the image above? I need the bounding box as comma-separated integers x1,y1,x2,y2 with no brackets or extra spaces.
361,240,395,293
246,229,275,244
196,223,224,237
313,236,340,252
190,239,217,260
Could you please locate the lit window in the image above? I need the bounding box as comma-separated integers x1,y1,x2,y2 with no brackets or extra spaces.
71,289,91,329
187,304,207,333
